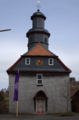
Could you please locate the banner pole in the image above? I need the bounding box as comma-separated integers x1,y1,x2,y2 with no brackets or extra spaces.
16,69,19,117
16,101,18,117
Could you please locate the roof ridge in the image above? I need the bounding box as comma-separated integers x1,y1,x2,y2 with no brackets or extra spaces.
57,57,71,72
23,43,39,55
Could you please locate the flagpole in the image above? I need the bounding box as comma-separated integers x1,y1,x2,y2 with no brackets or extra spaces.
16,69,19,117
16,101,18,117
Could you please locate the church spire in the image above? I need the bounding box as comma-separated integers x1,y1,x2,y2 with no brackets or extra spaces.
26,8,50,51
36,1,41,12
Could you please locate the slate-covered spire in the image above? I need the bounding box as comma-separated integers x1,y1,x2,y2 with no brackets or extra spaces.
26,10,50,51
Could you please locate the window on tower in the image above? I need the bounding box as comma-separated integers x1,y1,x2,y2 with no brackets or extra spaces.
25,58,30,65
49,58,54,65
37,74,43,85
45,38,47,43
29,37,33,43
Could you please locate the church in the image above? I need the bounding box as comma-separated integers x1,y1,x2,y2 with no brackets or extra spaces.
7,9,71,114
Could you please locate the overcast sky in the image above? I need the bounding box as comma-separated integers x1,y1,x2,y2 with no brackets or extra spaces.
0,0,79,90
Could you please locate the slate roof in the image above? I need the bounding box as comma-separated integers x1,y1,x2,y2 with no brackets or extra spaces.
7,44,71,73
32,11,45,16
31,11,46,20
27,28,50,37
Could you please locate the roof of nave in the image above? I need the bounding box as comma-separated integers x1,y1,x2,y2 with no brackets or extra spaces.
23,43,57,56
7,44,71,73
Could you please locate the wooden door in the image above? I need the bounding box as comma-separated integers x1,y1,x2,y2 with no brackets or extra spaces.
36,99,45,113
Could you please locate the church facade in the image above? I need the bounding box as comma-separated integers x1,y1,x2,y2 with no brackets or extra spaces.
7,10,71,114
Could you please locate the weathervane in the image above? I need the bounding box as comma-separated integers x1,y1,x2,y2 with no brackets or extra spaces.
36,1,41,11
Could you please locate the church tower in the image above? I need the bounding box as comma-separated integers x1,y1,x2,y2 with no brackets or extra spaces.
27,10,50,50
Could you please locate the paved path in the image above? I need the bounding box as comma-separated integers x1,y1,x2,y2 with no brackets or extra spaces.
0,115,79,120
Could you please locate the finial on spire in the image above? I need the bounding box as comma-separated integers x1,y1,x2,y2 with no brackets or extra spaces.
36,1,41,11
38,1,40,3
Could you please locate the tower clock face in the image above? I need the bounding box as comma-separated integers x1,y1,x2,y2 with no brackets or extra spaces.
36,60,43,66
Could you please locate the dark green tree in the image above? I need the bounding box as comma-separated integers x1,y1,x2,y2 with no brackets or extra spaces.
70,77,76,82
0,91,4,104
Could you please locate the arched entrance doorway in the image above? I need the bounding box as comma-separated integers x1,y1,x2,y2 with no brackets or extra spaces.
34,90,48,115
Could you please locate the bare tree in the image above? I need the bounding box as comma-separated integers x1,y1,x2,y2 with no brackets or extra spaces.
6,86,9,93
61,80,71,112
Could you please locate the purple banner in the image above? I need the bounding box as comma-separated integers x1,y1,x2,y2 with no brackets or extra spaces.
14,73,20,101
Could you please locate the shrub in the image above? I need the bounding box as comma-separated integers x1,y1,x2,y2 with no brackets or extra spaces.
0,91,9,114
0,104,8,114
61,112,75,116
72,103,77,112
0,91,4,103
